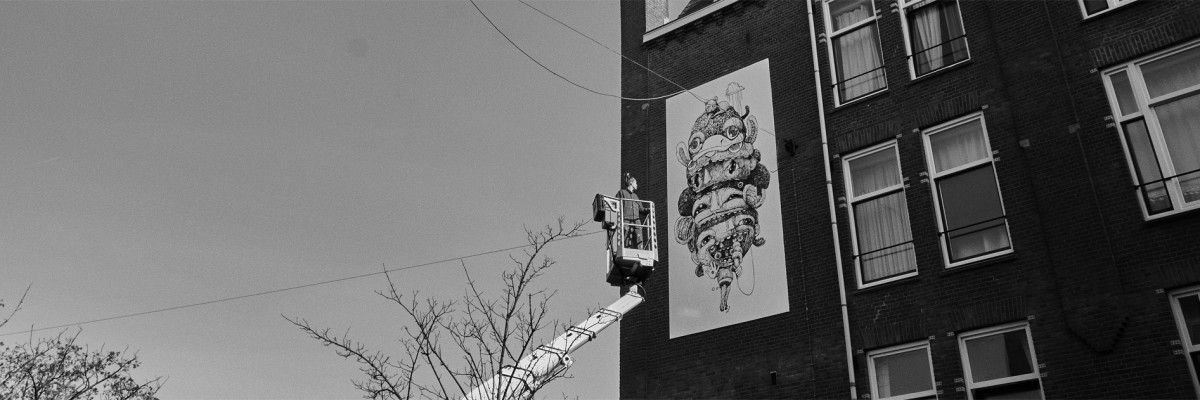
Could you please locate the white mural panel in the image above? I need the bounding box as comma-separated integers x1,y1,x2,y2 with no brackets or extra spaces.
667,59,789,338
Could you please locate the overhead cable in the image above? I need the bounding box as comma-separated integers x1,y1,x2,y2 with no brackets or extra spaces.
468,0,691,102
515,0,705,104
0,230,603,337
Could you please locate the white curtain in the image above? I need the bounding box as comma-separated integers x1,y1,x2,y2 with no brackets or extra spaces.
930,120,988,172
912,4,944,72
1142,45,1200,99
849,150,915,282
1155,93,1200,202
835,6,883,99
856,193,916,281
849,149,900,196
910,1,967,75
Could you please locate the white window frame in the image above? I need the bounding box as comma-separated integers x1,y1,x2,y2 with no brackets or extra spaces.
867,341,938,400
1169,286,1200,398
958,322,1044,400
1102,39,1200,220
922,113,1013,268
1077,0,1138,19
843,141,918,288
643,0,741,42
823,0,888,106
897,0,970,79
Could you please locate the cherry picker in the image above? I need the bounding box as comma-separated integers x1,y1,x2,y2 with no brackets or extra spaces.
462,194,657,400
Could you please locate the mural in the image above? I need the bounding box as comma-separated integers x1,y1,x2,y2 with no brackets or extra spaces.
667,59,788,338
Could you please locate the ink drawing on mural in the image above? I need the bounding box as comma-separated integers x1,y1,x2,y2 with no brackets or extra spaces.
667,59,789,338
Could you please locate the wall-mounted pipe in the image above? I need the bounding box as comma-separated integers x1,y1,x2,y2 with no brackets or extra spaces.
805,0,857,398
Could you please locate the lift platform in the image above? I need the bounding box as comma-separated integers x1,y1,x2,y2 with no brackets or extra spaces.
593,194,657,288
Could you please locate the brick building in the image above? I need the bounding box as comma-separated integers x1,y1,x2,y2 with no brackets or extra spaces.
617,0,1200,398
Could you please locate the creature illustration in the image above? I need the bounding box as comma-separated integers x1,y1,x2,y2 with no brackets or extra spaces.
675,86,770,312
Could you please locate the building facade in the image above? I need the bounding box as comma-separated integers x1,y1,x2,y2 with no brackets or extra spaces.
618,0,1200,398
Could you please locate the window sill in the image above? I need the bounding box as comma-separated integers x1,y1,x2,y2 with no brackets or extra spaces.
853,273,920,296
1080,0,1141,22
1144,204,1200,225
831,89,890,112
643,0,740,43
939,252,1017,277
906,59,973,85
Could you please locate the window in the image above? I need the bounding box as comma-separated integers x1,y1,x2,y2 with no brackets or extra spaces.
844,142,917,287
1169,287,1200,397
1078,0,1137,18
824,0,886,104
1102,40,1200,219
958,323,1043,400
899,0,968,78
923,114,1012,266
868,342,937,400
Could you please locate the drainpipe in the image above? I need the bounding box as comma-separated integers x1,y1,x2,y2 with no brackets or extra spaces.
806,0,857,398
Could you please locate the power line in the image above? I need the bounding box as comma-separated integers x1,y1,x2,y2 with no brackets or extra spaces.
468,0,691,102
0,230,604,337
515,0,705,103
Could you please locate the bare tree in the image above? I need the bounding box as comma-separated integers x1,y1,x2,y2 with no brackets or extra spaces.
0,287,164,400
288,218,588,400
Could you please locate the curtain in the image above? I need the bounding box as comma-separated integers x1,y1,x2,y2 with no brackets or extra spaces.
849,149,915,282
911,4,943,73
849,148,901,196
930,121,1011,260
930,120,988,172
1142,45,1200,99
835,5,883,100
910,1,966,75
1155,93,1200,202
856,193,916,281
876,361,892,398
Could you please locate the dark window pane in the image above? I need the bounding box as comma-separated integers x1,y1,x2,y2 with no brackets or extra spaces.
1109,71,1139,117
873,348,934,398
939,166,1003,230
1191,352,1200,384
965,330,1033,383
1123,119,1174,214
1124,119,1164,182
1179,295,1200,346
1081,0,1109,15
938,165,1010,260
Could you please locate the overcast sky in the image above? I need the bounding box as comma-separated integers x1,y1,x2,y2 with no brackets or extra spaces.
0,1,629,398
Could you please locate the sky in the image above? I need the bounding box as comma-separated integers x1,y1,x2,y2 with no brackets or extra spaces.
0,1,630,398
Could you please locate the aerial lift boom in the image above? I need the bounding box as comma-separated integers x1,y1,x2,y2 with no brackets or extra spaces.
462,194,657,400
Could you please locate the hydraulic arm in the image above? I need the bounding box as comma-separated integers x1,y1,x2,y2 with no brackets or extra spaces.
461,194,657,400
462,287,644,400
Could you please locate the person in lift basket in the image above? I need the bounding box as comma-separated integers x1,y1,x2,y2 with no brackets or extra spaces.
615,173,650,250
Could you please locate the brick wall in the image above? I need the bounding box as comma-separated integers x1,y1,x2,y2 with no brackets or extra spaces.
619,0,1200,398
